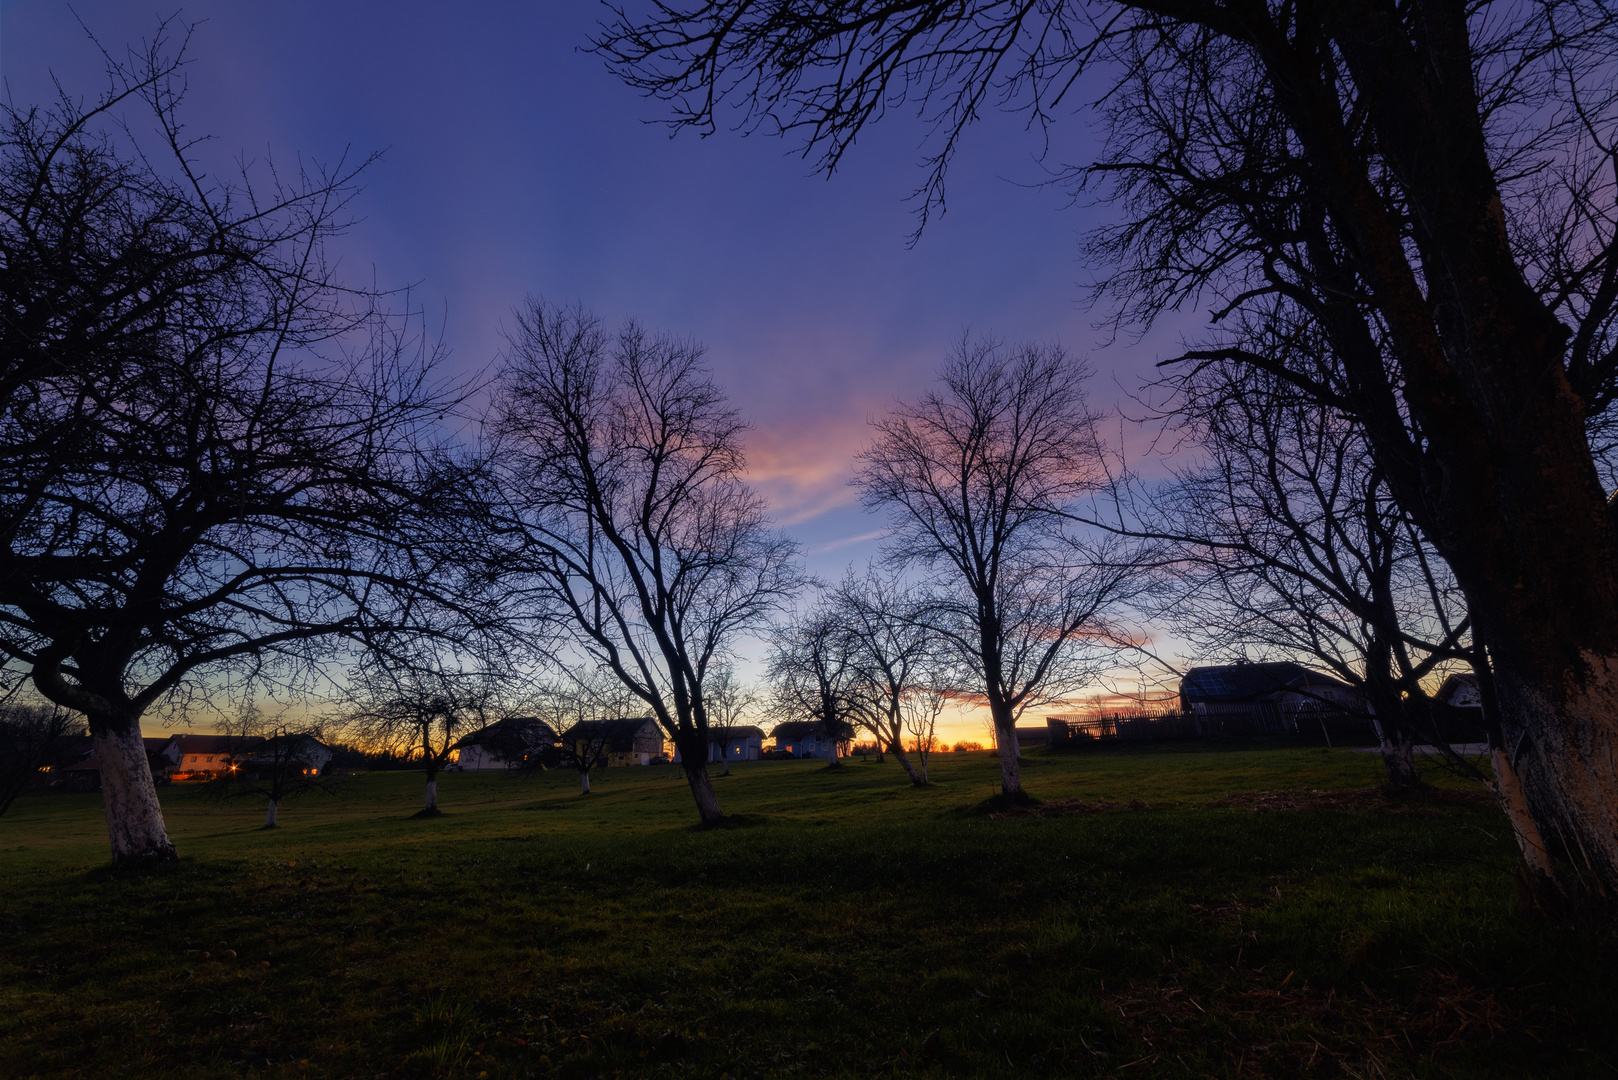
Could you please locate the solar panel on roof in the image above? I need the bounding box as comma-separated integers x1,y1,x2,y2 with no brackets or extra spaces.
1187,671,1234,696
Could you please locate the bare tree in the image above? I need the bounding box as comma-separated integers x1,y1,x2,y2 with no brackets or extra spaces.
765,598,859,769
900,685,948,784
341,663,503,815
0,26,486,866
492,302,803,825
834,571,935,786
527,672,641,794
596,0,1618,901
703,662,757,776
1139,358,1466,783
208,707,343,828
0,701,84,816
855,339,1146,800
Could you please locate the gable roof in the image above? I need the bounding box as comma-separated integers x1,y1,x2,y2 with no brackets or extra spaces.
241,733,329,760
1180,662,1354,704
706,725,764,741
460,716,559,746
171,733,265,756
1434,672,1480,706
770,720,830,740
563,717,658,743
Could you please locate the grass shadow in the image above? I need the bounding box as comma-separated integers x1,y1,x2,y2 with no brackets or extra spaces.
960,790,1043,817
688,812,769,831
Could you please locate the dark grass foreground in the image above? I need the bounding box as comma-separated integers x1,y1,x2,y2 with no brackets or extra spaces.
1,746,1613,1079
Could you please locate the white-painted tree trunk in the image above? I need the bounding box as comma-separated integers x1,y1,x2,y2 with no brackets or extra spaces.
1378,731,1420,788
827,736,841,767
889,742,924,786
424,778,438,812
685,764,724,824
995,722,1023,797
1490,746,1557,882
580,770,591,795
1497,658,1618,893
264,798,279,828
94,724,175,867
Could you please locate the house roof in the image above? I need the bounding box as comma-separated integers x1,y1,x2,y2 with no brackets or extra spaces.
770,720,830,740
1180,662,1354,703
460,716,559,745
1434,672,1480,706
707,725,764,741
564,717,657,740
241,733,330,761
171,734,264,756
57,735,96,769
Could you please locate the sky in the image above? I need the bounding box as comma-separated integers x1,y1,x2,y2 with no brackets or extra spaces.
3,2,1199,742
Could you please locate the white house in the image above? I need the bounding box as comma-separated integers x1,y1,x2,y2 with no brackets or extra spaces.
454,716,560,770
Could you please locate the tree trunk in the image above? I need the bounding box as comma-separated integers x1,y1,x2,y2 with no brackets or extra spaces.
93,722,176,867
264,798,279,828
684,762,724,824
424,777,438,812
888,740,924,786
1490,744,1558,885
1492,662,1618,897
1361,640,1423,788
579,769,591,795
1364,675,1421,789
826,730,842,768
1378,730,1421,789
993,715,1022,797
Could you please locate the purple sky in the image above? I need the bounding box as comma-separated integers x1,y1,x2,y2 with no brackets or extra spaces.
5,3,1195,732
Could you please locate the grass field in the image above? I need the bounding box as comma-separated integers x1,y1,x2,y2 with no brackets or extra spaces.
1,744,1612,1079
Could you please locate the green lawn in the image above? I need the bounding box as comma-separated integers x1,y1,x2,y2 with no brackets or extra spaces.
1,745,1611,1079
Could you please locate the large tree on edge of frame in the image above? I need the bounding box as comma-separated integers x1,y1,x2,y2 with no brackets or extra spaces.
1134,350,1559,880
491,301,802,825
595,0,1618,901
0,27,486,866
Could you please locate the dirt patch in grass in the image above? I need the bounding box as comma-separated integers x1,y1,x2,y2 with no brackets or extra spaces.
1212,784,1494,814
989,797,1155,819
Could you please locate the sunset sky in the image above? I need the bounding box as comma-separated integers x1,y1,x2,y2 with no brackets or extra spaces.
4,2,1199,741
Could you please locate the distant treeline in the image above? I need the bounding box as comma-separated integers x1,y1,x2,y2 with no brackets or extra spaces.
324,742,424,772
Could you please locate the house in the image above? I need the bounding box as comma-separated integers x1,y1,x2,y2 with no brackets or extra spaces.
1427,672,1489,744
170,733,265,780
1179,661,1366,735
769,720,842,758
1013,726,1050,750
146,735,183,779
240,733,333,777
1434,672,1481,708
562,717,663,766
672,724,764,764
709,725,764,762
455,716,560,770
51,734,184,790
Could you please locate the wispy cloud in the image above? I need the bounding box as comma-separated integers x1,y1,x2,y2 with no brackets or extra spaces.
744,411,872,526
805,528,889,556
